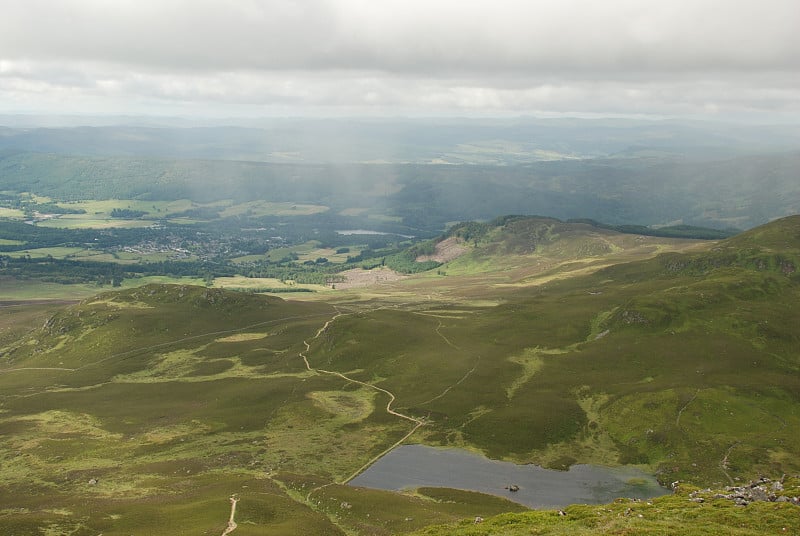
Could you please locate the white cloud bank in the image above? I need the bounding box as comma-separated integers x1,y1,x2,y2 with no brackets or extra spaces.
1,0,798,119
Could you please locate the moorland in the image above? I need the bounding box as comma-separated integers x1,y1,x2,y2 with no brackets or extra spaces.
1,118,799,535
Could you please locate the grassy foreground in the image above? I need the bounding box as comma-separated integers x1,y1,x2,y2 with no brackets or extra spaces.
413,478,800,536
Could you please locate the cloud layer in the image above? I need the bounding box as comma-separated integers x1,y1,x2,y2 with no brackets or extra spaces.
1,0,798,118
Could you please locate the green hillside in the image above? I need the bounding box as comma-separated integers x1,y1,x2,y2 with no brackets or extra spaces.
1,216,799,534
311,217,800,484
413,476,800,535
2,150,798,230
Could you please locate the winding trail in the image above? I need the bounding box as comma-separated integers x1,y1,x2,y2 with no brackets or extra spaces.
676,389,700,428
0,312,333,375
76,312,334,372
299,312,424,426
720,443,739,485
220,495,239,536
401,316,478,407
6,300,463,512
434,319,460,350
416,356,480,407
0,367,76,373
299,310,427,499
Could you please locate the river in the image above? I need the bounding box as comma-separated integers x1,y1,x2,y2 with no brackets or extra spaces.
348,444,668,509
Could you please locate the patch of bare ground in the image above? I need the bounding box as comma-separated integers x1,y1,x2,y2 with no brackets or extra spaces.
416,237,469,263
336,267,407,289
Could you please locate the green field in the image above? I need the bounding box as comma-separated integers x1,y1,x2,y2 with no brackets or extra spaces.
1,216,799,534
0,207,25,219
8,198,332,230
213,275,329,293
57,198,198,217
36,216,157,229
218,200,329,218
5,246,89,258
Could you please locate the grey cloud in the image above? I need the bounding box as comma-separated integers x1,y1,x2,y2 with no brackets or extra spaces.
2,65,799,119
0,0,798,117
2,0,798,74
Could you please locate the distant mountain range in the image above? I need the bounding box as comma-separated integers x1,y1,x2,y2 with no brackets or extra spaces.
1,148,798,231
2,116,800,163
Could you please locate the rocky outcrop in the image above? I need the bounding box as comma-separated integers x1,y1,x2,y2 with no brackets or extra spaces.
689,477,800,507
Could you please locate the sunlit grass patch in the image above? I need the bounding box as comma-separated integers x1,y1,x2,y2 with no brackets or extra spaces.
506,348,545,399
300,483,527,534
142,421,212,444
112,348,208,382
263,241,320,262
91,298,154,309
412,309,472,319
110,348,264,383
37,217,155,229
0,411,131,488
215,332,268,343
7,411,122,443
586,308,616,340
4,246,87,259
441,254,507,276
85,251,183,263
526,392,622,470
0,207,25,219
218,200,328,218
122,276,206,288
55,199,197,218
37,520,87,536
214,276,287,288
264,396,411,480
307,389,376,422
213,276,328,293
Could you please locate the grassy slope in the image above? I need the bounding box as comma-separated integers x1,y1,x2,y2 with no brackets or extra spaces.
0,274,208,301
308,217,800,505
0,286,349,534
412,478,800,536
0,286,528,534
415,217,800,482
3,150,799,229
1,216,799,534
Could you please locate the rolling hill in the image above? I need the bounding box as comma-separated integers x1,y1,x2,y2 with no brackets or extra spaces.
0,216,798,534
2,149,799,230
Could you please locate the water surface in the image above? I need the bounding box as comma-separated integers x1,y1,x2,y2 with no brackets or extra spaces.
336,229,413,237
349,444,668,509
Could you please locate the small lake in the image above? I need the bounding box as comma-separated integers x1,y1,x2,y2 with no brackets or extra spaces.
336,229,414,238
349,444,668,509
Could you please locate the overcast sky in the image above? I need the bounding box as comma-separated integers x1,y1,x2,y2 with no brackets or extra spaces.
1,0,798,120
